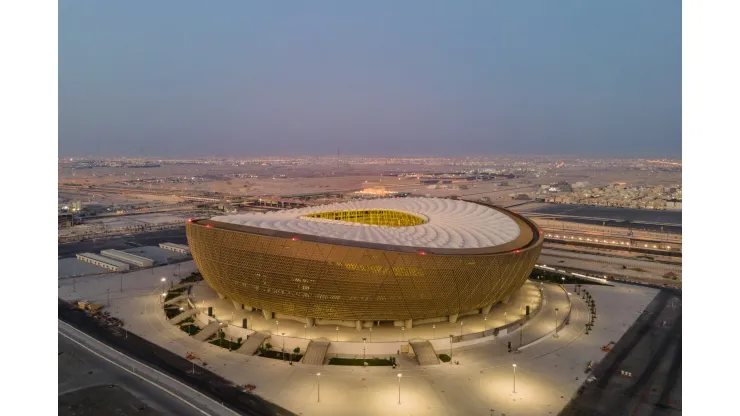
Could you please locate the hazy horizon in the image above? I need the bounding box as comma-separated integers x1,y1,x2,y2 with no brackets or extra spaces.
59,1,681,159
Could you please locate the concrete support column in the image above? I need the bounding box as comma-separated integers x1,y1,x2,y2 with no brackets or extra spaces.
481,304,494,315
501,296,511,304
231,300,241,310
355,320,362,331
404,319,413,329
243,305,254,312
261,309,273,320
217,292,226,300
448,313,459,323
306,317,315,327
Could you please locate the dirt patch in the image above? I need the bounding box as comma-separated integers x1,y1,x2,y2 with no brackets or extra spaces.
59,384,162,416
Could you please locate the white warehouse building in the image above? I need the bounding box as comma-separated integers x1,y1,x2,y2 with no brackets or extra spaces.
100,249,154,268
159,242,190,255
76,253,130,272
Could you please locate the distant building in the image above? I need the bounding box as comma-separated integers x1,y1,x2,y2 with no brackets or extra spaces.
76,253,130,271
159,242,191,255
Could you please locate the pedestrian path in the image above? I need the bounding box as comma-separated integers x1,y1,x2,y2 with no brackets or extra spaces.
193,321,221,342
409,339,440,365
168,308,197,324
301,339,331,365
237,331,271,355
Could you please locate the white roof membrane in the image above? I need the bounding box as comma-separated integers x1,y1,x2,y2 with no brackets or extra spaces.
211,198,522,249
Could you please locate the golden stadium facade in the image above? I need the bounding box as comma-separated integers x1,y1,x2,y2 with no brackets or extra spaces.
186,198,542,327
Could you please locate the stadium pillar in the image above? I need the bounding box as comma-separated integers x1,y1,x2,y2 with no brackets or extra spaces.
481,304,494,315
501,296,511,304
217,292,226,300
356,320,362,331
306,317,315,327
404,319,413,329
448,313,459,324
262,309,273,320
231,300,241,310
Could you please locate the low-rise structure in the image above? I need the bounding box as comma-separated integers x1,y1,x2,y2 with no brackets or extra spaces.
75,253,130,271
100,249,154,268
159,242,191,255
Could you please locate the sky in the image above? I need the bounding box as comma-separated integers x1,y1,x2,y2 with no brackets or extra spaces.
59,1,681,158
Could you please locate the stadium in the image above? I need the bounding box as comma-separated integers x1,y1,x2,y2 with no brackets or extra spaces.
186,197,542,328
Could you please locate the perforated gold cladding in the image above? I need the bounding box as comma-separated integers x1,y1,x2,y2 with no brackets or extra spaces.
187,218,542,321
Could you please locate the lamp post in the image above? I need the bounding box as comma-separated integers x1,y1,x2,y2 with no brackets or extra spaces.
304,324,307,340
336,326,339,342
460,321,463,337
504,311,507,325
281,332,286,361
276,320,279,335
449,335,453,364
369,327,372,342
512,364,517,393
401,326,405,341
432,324,436,339
484,316,487,331
554,308,559,338
362,337,367,360
160,277,166,294
397,373,402,404
316,373,321,402
107,288,110,306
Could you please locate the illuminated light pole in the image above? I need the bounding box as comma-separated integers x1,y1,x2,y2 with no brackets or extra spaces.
316,372,321,402
160,277,166,294
362,337,367,360
432,324,436,339
504,311,507,325
304,324,307,340
276,320,279,335
336,326,339,342
512,364,517,393
397,373,403,404
449,335,453,364
554,308,559,338
281,332,286,361
401,326,405,341
369,327,372,342
484,316,487,331
460,321,463,337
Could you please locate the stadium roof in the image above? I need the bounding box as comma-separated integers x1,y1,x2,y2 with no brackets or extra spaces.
210,198,524,250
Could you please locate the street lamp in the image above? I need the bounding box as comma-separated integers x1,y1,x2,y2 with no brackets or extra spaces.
401,326,405,341
449,335,453,364
397,373,402,404
504,311,507,325
554,308,559,338
336,326,339,342
316,373,321,402
460,321,463,337
362,337,367,360
369,326,372,342
432,324,436,339
160,277,166,294
484,316,487,331
281,332,286,360
512,364,517,393
304,324,307,340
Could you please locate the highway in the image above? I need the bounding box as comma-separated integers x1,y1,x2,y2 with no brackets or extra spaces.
59,321,237,416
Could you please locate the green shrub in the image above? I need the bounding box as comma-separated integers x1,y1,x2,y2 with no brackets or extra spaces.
293,347,301,354
265,342,273,351
438,354,451,362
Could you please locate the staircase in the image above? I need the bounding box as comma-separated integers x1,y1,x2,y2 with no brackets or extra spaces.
237,331,271,355
409,340,440,366
301,339,331,365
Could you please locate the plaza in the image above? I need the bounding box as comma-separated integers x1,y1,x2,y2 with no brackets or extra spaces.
57,260,657,415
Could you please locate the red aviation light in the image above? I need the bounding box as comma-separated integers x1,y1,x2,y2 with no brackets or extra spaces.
206,224,212,228
291,237,300,241
418,251,427,255
186,218,193,223
513,249,520,253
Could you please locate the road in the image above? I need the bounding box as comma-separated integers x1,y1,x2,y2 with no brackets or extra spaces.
59,321,237,416
560,289,682,415
523,204,682,225
58,228,187,258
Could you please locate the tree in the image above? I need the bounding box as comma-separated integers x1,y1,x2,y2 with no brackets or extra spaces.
265,342,273,351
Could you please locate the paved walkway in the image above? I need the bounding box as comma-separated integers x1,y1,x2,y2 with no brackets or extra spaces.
193,321,220,342
57,260,660,416
409,340,439,365
168,308,197,325
302,339,331,366
237,332,271,356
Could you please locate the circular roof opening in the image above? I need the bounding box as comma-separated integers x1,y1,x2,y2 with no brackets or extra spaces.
302,209,427,227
